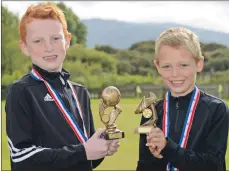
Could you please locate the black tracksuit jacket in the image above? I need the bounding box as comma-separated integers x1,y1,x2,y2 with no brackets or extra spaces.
136,89,229,171
5,64,103,171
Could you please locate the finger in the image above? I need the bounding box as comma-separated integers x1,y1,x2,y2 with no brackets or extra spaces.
153,148,162,156
107,151,114,156
148,133,163,141
111,143,120,149
150,137,162,144
109,143,120,151
108,146,116,152
109,147,118,153
102,148,109,156
100,140,110,151
147,133,155,141
148,128,154,135
149,147,156,154
150,147,161,156
156,148,162,154
104,140,113,146
104,144,109,152
95,128,106,138
108,139,119,145
146,135,151,141
106,151,112,156
145,142,151,146
108,141,119,148
154,127,162,133
148,130,157,138
113,139,119,143
111,141,119,147
146,136,156,145
149,127,162,134
145,143,156,150
107,148,118,156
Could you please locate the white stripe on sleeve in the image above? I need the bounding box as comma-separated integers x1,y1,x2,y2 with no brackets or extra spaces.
7,136,50,163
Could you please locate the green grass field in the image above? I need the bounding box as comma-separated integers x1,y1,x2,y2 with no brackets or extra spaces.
1,99,229,170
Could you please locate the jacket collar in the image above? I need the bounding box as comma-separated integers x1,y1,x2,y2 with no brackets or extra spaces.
32,64,70,83
170,89,194,101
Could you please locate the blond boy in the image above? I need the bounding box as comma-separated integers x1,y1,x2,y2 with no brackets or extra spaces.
136,27,229,171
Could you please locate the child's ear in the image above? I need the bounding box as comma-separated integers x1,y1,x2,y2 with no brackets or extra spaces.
19,40,30,56
197,56,204,72
65,33,72,49
154,59,162,75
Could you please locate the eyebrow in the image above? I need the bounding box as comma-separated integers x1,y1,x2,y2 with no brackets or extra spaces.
33,34,63,37
33,37,43,39
51,34,63,37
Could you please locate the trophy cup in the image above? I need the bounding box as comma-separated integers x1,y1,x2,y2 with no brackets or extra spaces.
99,86,125,140
134,92,163,158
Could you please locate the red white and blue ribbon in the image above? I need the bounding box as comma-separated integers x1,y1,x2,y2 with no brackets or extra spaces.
163,86,200,171
30,68,88,143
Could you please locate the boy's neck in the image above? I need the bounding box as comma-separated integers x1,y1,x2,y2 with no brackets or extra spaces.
32,63,62,73
170,84,195,97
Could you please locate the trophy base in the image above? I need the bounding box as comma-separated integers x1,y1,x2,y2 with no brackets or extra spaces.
102,129,125,140
134,126,153,134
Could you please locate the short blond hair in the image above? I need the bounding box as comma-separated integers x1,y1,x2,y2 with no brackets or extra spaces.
155,27,203,61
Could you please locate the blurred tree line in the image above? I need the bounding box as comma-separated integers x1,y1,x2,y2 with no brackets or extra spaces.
2,2,229,99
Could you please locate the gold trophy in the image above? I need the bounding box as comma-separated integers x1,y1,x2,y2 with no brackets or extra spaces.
99,86,125,140
134,92,158,134
134,92,163,158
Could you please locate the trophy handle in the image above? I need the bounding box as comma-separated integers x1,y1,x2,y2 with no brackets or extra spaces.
107,105,122,127
99,99,109,126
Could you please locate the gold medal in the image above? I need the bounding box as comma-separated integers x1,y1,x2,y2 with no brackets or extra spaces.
143,108,152,118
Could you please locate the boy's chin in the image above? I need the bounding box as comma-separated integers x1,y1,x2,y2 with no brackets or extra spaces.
169,86,194,97
43,65,62,72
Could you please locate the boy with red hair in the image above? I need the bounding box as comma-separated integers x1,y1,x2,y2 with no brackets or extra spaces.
6,2,119,171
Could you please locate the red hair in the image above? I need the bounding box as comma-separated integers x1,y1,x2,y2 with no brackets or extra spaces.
19,2,69,44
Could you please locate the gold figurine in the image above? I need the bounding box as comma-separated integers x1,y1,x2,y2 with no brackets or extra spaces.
134,92,158,134
134,92,163,158
99,86,124,140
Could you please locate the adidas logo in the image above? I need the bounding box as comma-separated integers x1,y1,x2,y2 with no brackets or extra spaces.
44,93,54,101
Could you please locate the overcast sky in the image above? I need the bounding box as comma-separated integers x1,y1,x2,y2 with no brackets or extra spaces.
2,1,229,33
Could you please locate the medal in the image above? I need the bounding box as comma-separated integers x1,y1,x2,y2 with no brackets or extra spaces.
163,86,200,171
143,108,152,118
30,68,88,143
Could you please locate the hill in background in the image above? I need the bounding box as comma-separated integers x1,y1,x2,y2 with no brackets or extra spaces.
82,19,229,49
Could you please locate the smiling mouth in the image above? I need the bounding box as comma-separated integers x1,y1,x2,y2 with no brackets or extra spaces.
43,55,57,60
170,80,184,84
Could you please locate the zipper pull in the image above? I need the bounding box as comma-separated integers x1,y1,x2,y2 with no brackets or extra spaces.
59,76,65,85
176,98,179,109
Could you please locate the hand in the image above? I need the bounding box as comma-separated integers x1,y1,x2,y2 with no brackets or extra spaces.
146,127,167,158
146,141,163,158
84,128,111,160
106,139,120,156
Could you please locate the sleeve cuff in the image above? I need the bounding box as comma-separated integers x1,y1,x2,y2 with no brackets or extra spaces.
161,137,179,160
71,144,88,162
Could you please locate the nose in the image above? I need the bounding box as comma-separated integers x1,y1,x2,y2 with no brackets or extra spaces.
44,41,53,52
171,67,180,77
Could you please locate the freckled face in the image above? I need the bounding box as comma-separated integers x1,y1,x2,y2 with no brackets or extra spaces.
20,19,71,72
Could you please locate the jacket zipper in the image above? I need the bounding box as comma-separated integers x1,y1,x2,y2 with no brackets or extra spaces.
175,98,179,133
60,76,84,130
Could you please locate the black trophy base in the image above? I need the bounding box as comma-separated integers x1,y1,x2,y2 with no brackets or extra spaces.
102,129,125,140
